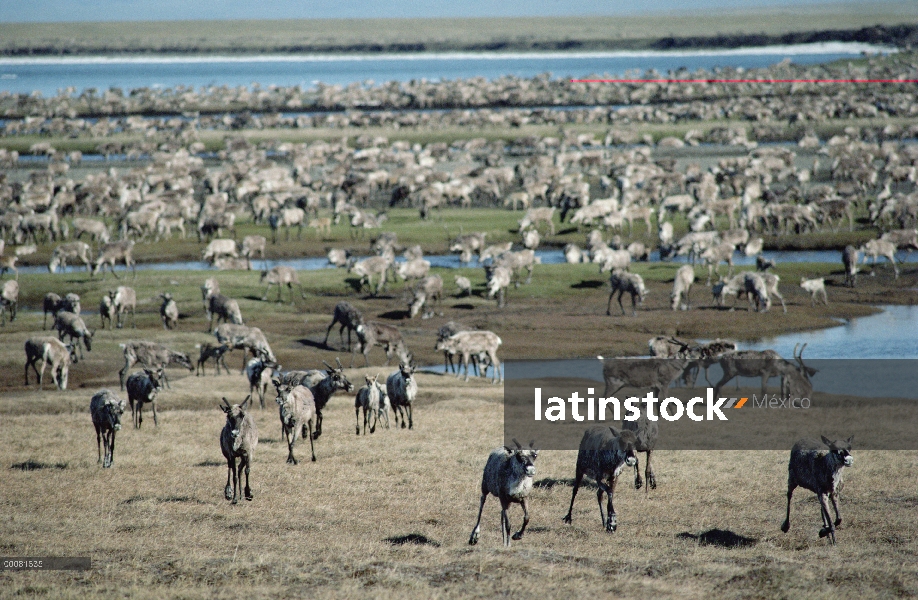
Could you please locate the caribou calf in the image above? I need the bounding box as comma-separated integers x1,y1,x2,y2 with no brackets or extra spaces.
196,343,231,376
800,277,828,306
125,368,165,429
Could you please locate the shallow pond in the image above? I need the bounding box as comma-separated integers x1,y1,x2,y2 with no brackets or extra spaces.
494,305,918,399
23,247,918,275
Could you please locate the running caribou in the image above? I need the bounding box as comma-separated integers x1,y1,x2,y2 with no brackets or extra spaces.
781,435,854,544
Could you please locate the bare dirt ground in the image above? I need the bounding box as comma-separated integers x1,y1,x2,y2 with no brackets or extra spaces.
0,257,912,394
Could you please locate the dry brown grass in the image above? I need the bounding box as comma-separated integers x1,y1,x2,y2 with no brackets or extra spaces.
1,374,917,598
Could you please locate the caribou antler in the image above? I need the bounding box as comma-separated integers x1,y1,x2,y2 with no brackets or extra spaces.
668,336,692,351
512,438,522,449
322,360,334,371
792,343,817,377
335,357,344,370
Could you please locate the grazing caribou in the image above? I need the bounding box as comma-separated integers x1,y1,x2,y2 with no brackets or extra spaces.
711,344,816,401
607,271,646,316
323,301,364,351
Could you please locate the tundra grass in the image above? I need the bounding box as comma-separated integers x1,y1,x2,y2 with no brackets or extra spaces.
5,115,918,155
1,4,916,56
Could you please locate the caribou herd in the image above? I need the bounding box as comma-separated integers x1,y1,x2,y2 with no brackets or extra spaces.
5,56,912,554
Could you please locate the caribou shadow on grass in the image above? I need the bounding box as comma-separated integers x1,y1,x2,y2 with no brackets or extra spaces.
121,495,207,505
534,476,597,490
297,337,337,351
677,529,757,548
571,280,606,290
11,460,68,471
378,309,410,320
385,533,441,547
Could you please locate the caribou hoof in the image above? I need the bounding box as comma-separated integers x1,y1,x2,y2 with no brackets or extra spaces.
245,488,253,501
606,514,617,533
780,520,790,533
562,514,573,525
511,532,523,541
635,477,643,490
469,530,480,545
834,517,842,527
818,526,833,538
224,485,233,500
649,475,657,490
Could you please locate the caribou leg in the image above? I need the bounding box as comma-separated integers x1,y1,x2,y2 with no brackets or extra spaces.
562,469,584,524
512,497,530,541
645,450,656,490
781,483,795,533
830,491,842,527
225,456,235,501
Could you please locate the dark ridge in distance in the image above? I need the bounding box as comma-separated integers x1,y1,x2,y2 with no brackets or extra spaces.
1,23,916,57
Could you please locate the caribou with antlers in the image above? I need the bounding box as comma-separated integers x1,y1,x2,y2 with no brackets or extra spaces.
711,344,816,401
